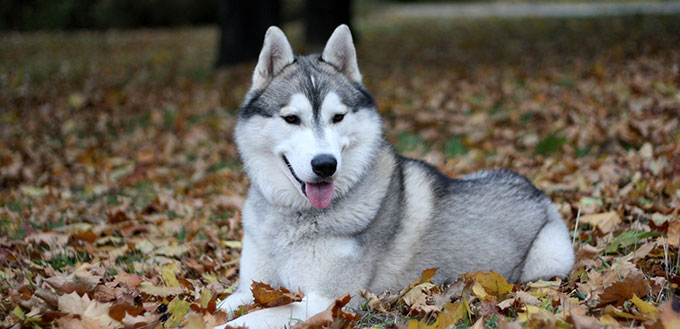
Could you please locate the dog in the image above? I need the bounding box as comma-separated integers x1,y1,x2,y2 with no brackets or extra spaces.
215,24,574,329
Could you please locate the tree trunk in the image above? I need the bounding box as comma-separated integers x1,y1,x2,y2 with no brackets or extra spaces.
215,0,280,68
304,0,353,47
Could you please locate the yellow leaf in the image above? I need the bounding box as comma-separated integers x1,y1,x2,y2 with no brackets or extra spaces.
156,245,190,257
472,281,489,300
200,289,213,309
68,93,85,109
162,263,180,287
138,281,183,297
166,297,190,328
467,270,513,297
12,306,24,320
421,268,437,283
440,301,467,326
631,294,658,319
599,314,619,326
407,319,421,329
604,305,647,320
404,301,467,329
220,240,243,249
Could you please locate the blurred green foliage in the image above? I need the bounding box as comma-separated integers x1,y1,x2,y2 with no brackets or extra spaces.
0,0,217,31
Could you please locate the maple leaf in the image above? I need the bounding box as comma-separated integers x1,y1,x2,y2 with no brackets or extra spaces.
250,281,304,308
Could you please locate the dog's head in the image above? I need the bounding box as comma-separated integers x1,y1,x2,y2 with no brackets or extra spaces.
235,25,383,209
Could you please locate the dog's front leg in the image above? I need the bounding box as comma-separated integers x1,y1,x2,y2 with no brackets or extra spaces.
217,292,334,329
216,234,276,318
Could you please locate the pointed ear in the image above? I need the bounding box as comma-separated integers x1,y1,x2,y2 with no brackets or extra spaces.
322,24,362,83
251,26,295,90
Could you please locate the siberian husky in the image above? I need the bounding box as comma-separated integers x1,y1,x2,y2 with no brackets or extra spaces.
216,25,574,329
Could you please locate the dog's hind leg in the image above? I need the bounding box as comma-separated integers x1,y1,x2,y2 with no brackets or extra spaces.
520,203,575,282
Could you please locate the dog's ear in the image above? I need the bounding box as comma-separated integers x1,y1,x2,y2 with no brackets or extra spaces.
322,24,361,83
252,26,295,90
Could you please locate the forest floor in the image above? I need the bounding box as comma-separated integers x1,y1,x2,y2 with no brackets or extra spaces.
1,12,680,329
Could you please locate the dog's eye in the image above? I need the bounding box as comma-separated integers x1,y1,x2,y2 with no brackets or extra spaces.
283,115,300,125
332,113,345,123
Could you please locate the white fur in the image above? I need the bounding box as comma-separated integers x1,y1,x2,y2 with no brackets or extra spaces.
521,206,574,281
216,293,332,329
235,90,382,210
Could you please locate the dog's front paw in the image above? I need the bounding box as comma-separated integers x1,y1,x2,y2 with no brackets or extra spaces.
215,310,299,329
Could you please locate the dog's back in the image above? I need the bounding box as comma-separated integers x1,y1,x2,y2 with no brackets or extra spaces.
355,152,574,293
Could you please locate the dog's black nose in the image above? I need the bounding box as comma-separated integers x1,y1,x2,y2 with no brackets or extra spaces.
311,154,337,178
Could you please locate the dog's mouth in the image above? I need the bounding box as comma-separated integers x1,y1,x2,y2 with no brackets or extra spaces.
282,156,334,208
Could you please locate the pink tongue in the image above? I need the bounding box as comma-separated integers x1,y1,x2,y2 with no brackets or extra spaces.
306,182,334,208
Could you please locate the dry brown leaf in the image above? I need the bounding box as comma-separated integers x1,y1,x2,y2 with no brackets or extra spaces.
402,282,440,316
598,271,650,307
121,312,158,329
57,292,117,328
109,302,145,322
667,220,680,247
568,313,605,329
115,272,144,288
251,281,304,308
291,293,358,329
579,211,621,234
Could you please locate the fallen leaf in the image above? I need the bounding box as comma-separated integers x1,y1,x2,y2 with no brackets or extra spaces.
166,296,190,327
402,282,440,315
668,220,680,247
292,294,358,329
568,313,605,329
598,271,650,307
57,292,117,328
466,270,513,298
251,281,304,308
603,305,647,320
162,263,180,287
579,211,621,234
631,294,658,319
109,302,145,322
137,282,183,297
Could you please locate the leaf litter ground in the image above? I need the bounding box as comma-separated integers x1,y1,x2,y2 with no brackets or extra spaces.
1,14,680,329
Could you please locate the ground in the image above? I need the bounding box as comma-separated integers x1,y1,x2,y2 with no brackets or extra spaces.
1,12,680,329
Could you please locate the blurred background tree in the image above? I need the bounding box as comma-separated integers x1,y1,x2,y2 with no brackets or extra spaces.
0,0,218,30
0,0,354,67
